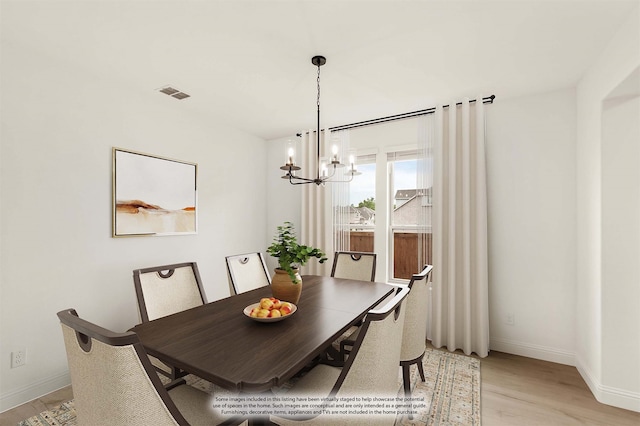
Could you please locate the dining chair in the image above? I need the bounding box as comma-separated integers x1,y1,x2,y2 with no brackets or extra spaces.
225,252,271,295
399,264,433,403
269,285,410,426
324,251,377,365
330,251,377,282
57,308,234,426
133,262,207,322
133,262,207,380
338,264,433,381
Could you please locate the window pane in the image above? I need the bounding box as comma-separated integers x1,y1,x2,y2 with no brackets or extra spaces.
349,161,375,253
391,158,416,280
392,159,417,225
389,155,432,281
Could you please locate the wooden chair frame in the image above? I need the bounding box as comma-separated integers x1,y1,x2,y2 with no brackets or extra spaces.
330,251,377,282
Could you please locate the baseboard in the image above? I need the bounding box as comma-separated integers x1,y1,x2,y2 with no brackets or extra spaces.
575,356,640,413
0,371,70,413
489,337,575,366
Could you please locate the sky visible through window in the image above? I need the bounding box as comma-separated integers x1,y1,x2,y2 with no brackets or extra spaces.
350,160,419,207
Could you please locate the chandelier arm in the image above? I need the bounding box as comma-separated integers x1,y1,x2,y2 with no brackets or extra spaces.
324,164,338,179
288,171,354,185
320,176,354,184
291,179,320,185
288,173,317,184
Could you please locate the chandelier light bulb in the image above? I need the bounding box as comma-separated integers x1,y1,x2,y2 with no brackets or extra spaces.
287,147,295,165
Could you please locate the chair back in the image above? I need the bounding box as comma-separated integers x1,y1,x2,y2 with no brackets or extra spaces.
225,252,271,295
330,251,377,282
400,264,434,362
133,262,206,322
332,285,410,398
57,308,189,425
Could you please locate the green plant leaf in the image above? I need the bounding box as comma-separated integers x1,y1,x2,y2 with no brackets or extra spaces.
266,221,326,278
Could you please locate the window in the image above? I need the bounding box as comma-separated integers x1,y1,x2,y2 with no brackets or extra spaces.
347,155,376,253
388,151,432,281
332,112,434,283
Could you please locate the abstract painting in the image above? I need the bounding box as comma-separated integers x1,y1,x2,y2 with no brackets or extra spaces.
112,148,197,237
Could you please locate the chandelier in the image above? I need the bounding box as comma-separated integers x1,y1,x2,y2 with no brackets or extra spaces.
281,55,361,185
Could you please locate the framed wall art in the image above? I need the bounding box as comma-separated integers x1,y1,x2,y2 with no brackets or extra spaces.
112,148,197,237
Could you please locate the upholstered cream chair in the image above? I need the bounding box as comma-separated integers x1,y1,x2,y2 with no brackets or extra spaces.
269,286,410,426
399,264,433,401
330,251,377,282
338,265,434,394
328,250,378,359
133,262,207,322
225,252,271,295
133,262,207,379
57,308,233,426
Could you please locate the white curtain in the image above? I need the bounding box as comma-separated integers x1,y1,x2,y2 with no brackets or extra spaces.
418,115,435,338
331,130,351,255
417,114,434,274
429,98,490,358
299,129,332,276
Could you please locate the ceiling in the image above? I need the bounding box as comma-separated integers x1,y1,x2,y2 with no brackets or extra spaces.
2,0,638,140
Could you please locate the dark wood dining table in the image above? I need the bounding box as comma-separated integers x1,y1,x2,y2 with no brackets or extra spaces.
130,275,395,393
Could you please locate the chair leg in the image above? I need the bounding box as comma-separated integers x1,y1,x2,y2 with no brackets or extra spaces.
401,354,425,421
401,363,414,420
402,363,411,399
417,354,426,382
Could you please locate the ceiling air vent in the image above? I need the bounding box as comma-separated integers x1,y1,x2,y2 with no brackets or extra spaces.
158,86,190,100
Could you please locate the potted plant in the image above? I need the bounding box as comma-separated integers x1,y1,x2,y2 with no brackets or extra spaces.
267,221,327,303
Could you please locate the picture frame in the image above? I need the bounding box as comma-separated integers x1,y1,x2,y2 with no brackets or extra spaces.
112,148,197,237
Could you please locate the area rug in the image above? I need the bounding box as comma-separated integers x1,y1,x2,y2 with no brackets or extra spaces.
17,348,480,426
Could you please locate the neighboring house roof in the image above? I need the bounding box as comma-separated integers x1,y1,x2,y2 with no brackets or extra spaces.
394,188,432,200
394,189,419,200
355,206,375,220
394,195,419,212
334,205,376,225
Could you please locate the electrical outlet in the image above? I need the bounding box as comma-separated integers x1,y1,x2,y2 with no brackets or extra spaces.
11,349,26,368
506,313,515,326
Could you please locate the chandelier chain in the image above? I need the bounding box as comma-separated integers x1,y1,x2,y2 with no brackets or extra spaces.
317,65,321,109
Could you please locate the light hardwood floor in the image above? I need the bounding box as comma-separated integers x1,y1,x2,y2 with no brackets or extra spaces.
477,350,639,425
1,349,639,425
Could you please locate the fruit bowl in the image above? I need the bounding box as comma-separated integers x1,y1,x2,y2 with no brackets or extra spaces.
243,301,297,323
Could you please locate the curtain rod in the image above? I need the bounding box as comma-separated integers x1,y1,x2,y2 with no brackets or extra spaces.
327,94,495,133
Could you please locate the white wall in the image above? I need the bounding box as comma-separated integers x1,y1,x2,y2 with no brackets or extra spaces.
266,137,302,273
0,38,268,411
485,89,577,365
602,93,640,399
576,5,640,411
267,89,578,366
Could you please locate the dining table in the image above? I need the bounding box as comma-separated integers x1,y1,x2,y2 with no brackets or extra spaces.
130,275,395,394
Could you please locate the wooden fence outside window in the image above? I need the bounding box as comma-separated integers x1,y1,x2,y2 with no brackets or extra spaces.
346,230,432,280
